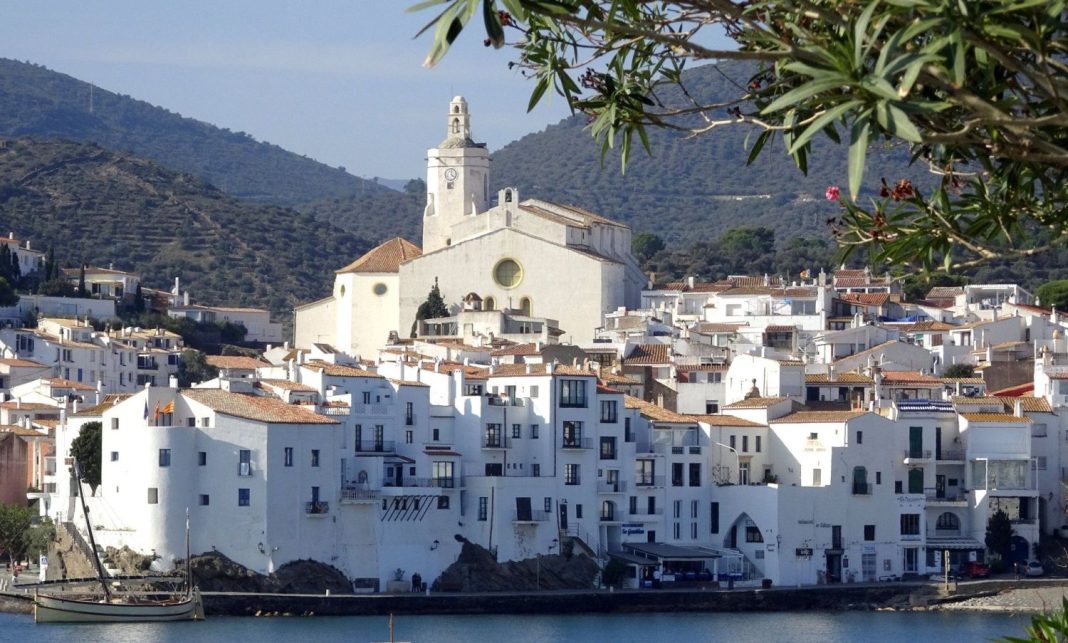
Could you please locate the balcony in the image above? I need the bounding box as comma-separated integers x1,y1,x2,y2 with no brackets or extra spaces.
352,403,391,416
925,491,968,505
852,483,872,495
512,510,550,523
629,506,664,517
487,395,524,407
562,437,592,450
482,435,508,449
597,480,627,494
903,449,933,463
382,477,455,489
654,443,702,456
340,488,378,503
355,440,395,453
937,449,964,462
304,501,330,516
600,510,622,523
635,476,666,488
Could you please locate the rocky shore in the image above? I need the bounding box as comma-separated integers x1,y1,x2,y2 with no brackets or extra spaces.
934,582,1068,613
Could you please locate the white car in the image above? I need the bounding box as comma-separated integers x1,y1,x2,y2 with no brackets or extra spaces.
1026,560,1044,577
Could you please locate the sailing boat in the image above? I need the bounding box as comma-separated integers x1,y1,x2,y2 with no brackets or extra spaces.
34,461,205,623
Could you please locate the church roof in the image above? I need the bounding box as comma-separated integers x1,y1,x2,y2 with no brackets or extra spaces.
336,238,422,274
519,200,628,229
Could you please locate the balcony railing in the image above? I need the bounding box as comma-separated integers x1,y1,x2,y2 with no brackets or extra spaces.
382,477,456,488
925,492,966,502
937,449,964,461
635,476,666,488
304,501,330,515
904,449,932,460
600,510,620,522
629,506,664,516
597,481,627,493
562,437,593,449
340,488,378,502
355,440,395,453
482,435,508,449
512,510,550,522
353,403,391,415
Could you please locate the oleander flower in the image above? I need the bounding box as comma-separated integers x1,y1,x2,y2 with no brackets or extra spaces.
825,185,840,201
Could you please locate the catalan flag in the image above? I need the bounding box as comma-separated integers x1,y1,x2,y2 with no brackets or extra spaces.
153,401,160,425
162,400,175,415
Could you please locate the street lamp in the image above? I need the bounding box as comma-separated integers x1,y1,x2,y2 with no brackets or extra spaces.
712,442,741,484
537,538,558,590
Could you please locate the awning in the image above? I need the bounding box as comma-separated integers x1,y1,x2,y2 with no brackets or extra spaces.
926,537,984,550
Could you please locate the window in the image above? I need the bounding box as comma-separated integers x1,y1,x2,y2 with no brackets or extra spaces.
484,423,503,448
856,430,863,444
493,259,523,288
531,424,539,439
710,502,719,534
691,523,698,539
674,522,681,539
433,428,440,441
636,459,655,486
437,496,450,509
629,496,638,514
432,461,454,487
239,449,252,476
755,436,761,453
624,417,633,442
198,451,207,466
406,430,413,444
147,488,158,504
405,402,414,425
864,525,875,541
689,463,701,487
742,436,749,453
600,400,618,423
545,497,552,513
530,385,539,398
464,383,483,396
238,488,250,507
672,462,684,487
936,512,960,530
311,449,320,467
705,401,719,414
531,463,540,477
576,504,583,519
812,468,822,486
110,451,118,462
559,379,588,408
562,421,583,447
876,471,882,485
691,500,699,519
600,437,617,460
673,500,681,518
158,449,171,467
565,464,580,485
362,391,371,404
111,418,119,430
478,497,488,521
512,423,522,439
900,513,920,535
284,447,293,467
199,494,210,506
745,526,764,543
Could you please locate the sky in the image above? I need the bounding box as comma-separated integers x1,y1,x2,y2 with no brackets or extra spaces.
0,2,582,181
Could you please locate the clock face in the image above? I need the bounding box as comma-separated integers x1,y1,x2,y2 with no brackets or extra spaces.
444,168,457,181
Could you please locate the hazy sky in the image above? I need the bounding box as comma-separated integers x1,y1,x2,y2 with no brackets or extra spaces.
0,2,582,180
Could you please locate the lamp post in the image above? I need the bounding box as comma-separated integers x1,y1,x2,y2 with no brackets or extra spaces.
712,442,742,484
537,538,558,590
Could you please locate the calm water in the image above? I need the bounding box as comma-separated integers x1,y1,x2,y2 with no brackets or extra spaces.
0,610,1031,642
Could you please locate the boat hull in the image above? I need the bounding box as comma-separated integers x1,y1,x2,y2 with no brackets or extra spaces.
34,590,204,623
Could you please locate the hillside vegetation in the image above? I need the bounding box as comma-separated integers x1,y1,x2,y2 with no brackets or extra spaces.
0,138,369,317
0,58,389,206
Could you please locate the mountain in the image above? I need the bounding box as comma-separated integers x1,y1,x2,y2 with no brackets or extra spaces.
489,61,919,247
0,137,369,316
0,58,390,207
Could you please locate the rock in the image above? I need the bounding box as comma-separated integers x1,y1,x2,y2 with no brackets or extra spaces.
104,546,154,574
433,538,599,592
189,551,351,594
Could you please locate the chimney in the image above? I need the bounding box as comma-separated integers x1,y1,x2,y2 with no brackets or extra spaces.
169,375,178,388
7,232,11,239
72,399,79,414
526,363,533,374
687,276,695,289
647,272,656,289
183,291,190,306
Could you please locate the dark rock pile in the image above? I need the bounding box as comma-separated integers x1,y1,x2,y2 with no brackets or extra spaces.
190,551,350,594
433,538,599,592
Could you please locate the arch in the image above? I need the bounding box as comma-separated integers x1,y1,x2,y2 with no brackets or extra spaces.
935,512,960,531
601,500,616,521
504,189,513,203
483,296,496,311
519,297,532,316
451,117,461,133
357,470,368,484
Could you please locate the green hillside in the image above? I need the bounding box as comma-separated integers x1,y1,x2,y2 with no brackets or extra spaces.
0,137,369,317
489,61,920,247
0,59,390,206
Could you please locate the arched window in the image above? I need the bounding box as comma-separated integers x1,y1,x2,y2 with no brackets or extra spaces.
936,512,960,531
504,189,513,203
357,470,368,484
519,297,532,316
484,296,496,311
452,118,460,133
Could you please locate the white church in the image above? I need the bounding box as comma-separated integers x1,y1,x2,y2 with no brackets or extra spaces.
295,96,645,355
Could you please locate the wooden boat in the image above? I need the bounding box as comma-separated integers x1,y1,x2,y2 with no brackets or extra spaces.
34,588,204,623
34,461,204,623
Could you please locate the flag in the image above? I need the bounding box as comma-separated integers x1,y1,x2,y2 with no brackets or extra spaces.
143,401,149,420
153,401,160,425
162,400,175,415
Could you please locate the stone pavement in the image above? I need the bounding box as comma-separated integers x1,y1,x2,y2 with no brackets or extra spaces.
939,583,1068,613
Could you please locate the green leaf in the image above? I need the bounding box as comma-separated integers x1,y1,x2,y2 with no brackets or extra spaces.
848,118,871,200
854,1,881,64
761,78,848,115
887,104,923,142
788,100,861,153
746,130,773,165
528,74,550,112
483,0,505,48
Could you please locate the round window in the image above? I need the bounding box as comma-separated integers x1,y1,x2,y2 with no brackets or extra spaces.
493,259,523,289
373,283,388,296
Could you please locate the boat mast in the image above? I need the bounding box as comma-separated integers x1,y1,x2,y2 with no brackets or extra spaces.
185,508,192,597
74,460,111,601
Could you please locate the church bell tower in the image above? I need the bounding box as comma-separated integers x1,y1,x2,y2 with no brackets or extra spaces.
422,96,490,253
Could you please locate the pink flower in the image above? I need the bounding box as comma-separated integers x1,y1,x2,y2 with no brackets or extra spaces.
825,185,841,201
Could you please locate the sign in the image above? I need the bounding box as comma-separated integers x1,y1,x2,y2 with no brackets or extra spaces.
795,548,813,557
622,523,645,536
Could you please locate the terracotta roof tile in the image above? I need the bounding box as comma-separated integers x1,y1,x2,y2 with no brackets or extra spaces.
622,396,693,423
805,373,874,384
46,378,96,391
0,424,47,437
624,344,671,365
691,414,765,427
73,394,133,417
773,410,869,423
600,372,639,385
183,389,337,424
305,360,380,378
205,356,269,370
490,343,539,357
901,320,955,332
927,286,964,298
723,397,789,409
692,323,746,334
839,293,891,306
0,401,59,410
258,379,317,392
0,358,48,369
336,237,421,274
1001,396,1053,413
960,412,1031,424
880,371,941,385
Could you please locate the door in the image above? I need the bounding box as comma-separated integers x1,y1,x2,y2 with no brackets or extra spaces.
908,468,924,494
936,475,946,499
935,427,943,460
825,554,842,583
516,497,532,522
909,426,923,458
559,503,568,530
607,469,619,492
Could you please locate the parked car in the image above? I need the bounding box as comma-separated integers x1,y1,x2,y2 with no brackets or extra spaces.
964,561,990,579
1026,560,1044,577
